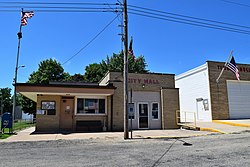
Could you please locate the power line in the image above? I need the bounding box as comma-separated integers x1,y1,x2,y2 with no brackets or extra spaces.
0,1,119,6
128,4,250,29
0,6,122,10
0,4,122,13
62,13,121,65
219,0,250,8
128,8,250,34
0,9,120,13
129,11,250,35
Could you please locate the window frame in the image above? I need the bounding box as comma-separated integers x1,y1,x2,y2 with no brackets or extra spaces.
41,101,56,116
151,102,159,120
75,96,107,115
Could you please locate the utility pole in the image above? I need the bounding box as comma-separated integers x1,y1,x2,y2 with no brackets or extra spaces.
123,0,129,139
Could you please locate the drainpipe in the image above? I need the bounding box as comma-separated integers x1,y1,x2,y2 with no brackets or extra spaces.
111,95,113,132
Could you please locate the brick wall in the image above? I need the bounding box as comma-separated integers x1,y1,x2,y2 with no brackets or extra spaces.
207,61,250,119
161,88,180,129
108,72,178,131
36,95,61,132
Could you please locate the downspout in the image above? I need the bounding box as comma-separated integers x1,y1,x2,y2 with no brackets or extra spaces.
111,95,113,131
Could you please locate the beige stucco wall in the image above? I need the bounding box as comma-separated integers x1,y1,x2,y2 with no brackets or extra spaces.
207,61,250,119
36,95,61,132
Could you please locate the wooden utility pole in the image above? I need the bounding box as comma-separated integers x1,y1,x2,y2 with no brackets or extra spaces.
123,0,129,139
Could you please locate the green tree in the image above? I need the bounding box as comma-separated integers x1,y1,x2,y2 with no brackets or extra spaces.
84,51,148,82
84,63,107,83
20,96,36,115
69,73,85,82
22,58,71,115
0,87,12,114
28,58,71,84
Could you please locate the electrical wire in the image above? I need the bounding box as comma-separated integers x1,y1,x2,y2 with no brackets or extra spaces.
0,10,120,13
129,11,250,35
1,2,249,32
0,6,122,10
129,10,250,33
128,4,250,29
219,0,250,8
0,1,119,6
0,5,122,13
128,11,250,35
62,13,121,65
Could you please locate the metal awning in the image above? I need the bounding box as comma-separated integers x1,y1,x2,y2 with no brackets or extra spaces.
16,83,116,102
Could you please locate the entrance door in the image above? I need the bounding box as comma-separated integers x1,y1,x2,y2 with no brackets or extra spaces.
197,100,205,120
138,103,149,129
60,98,74,131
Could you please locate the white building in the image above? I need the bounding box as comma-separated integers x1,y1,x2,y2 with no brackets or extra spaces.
176,61,250,122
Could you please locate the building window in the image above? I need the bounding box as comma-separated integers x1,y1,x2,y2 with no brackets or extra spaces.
77,98,105,114
152,102,159,119
41,101,56,115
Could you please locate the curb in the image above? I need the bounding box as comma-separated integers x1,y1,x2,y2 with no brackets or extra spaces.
213,120,250,128
133,133,212,139
179,125,226,134
198,127,227,134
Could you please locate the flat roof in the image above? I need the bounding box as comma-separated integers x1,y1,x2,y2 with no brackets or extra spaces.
15,82,116,102
15,82,115,89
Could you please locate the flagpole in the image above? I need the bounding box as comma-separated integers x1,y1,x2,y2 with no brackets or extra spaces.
12,8,23,132
216,50,233,83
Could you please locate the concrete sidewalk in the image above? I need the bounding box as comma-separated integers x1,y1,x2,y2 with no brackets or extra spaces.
1,119,250,142
1,127,213,142
194,119,250,134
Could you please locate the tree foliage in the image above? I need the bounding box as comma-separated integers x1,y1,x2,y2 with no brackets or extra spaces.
84,51,148,82
20,96,36,115
0,87,12,114
22,58,71,115
28,58,71,84
84,63,107,83
69,73,85,82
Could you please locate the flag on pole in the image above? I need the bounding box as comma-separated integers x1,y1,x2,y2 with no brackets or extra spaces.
226,56,240,80
128,36,135,60
21,11,34,26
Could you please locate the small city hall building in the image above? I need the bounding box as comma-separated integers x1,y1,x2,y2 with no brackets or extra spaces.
176,61,250,122
16,72,180,132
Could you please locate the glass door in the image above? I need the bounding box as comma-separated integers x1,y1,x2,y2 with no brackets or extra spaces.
138,103,149,129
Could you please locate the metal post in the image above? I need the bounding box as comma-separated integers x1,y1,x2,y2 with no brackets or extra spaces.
123,0,129,139
130,88,133,139
12,9,23,131
0,90,3,116
216,51,233,83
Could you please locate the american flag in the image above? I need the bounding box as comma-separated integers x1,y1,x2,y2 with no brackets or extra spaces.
227,56,240,80
21,11,34,26
128,36,135,59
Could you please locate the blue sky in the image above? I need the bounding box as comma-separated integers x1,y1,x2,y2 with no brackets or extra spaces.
1,0,250,93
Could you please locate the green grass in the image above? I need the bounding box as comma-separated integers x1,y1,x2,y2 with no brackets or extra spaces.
0,134,11,139
13,120,35,131
0,120,35,140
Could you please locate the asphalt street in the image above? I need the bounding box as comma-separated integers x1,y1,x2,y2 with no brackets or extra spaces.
0,131,250,167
